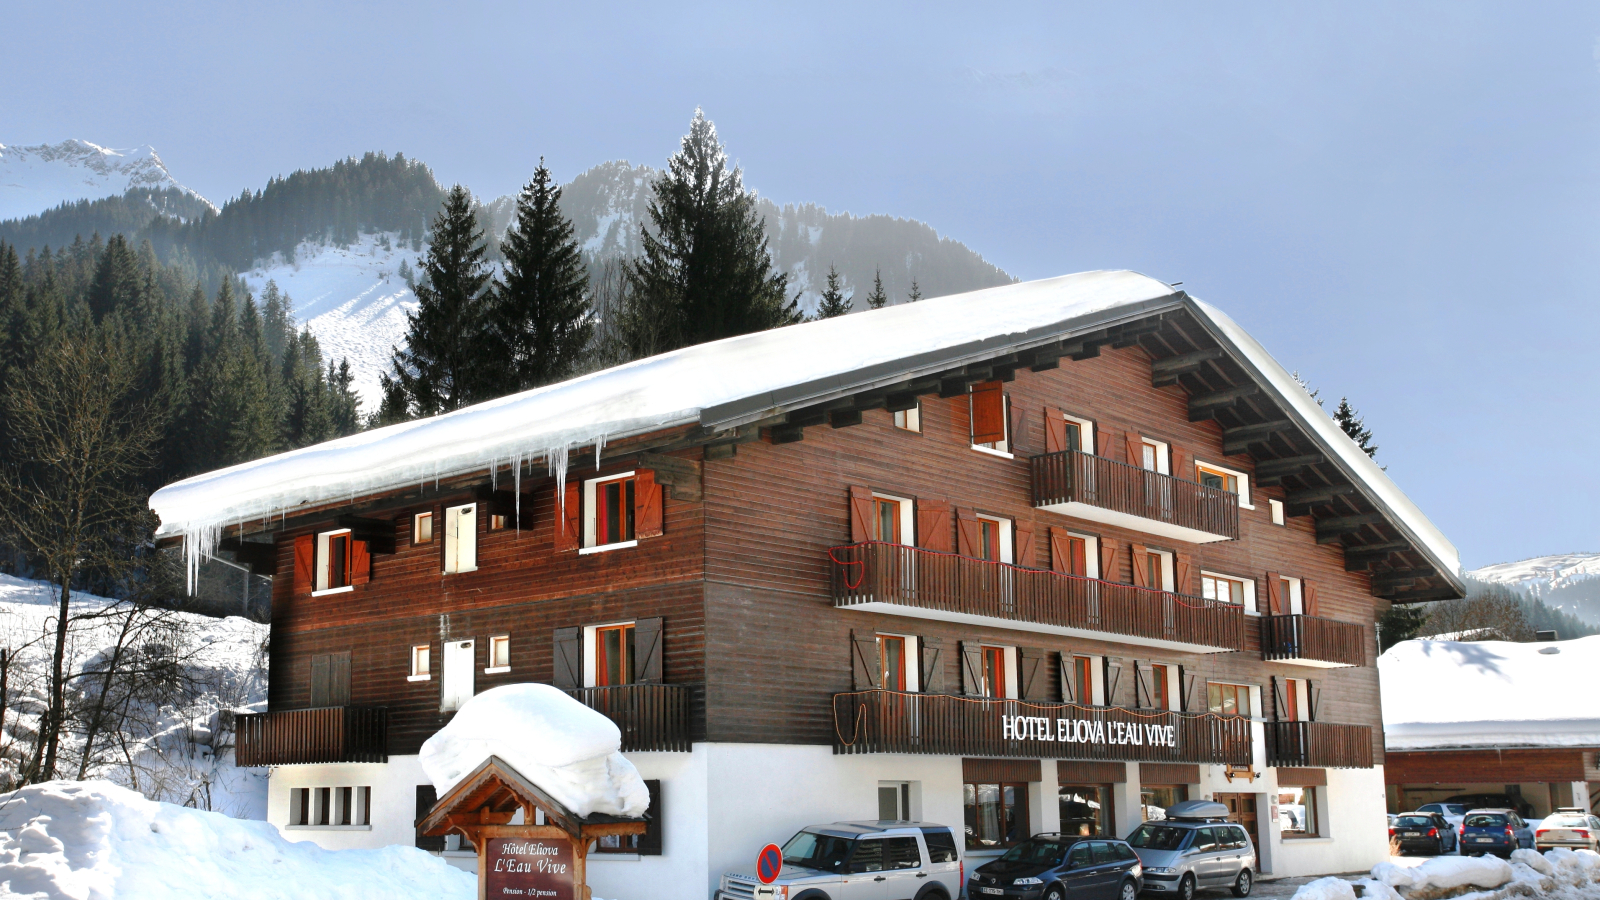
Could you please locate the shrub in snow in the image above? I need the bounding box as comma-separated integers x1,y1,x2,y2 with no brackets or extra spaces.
0,780,473,900
1290,876,1358,900
419,682,649,818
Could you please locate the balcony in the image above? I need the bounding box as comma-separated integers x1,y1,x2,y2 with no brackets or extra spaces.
1031,449,1240,543
831,542,1246,654
1261,614,1367,668
834,690,1252,765
1265,720,1374,769
236,706,388,767
563,683,698,752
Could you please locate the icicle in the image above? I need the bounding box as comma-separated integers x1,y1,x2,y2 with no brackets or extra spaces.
594,433,607,470
513,451,523,533
550,444,570,519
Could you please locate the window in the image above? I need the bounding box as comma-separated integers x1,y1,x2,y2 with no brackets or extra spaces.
314,529,354,593
408,644,430,681
593,475,636,546
964,782,1029,849
924,829,960,863
594,623,635,687
1062,534,1089,576
1137,547,1173,592
976,515,1012,563
878,781,914,820
1140,784,1190,821
1280,677,1309,721
1196,462,1253,509
1140,438,1170,474
1280,786,1320,837
1060,785,1114,836
981,646,1007,698
596,779,663,855
1269,498,1285,525
1061,413,1093,453
969,381,1011,456
1280,575,1304,615
1207,682,1252,717
1071,655,1098,705
874,497,901,543
486,635,510,673
443,504,477,574
413,512,434,544
893,403,921,432
878,634,919,692
1202,572,1256,613
488,513,508,530
1149,665,1170,710
289,785,370,828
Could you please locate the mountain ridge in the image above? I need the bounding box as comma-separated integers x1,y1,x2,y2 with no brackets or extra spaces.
0,139,210,222
1468,551,1600,629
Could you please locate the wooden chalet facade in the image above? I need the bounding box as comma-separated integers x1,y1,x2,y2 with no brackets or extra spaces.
152,272,1463,898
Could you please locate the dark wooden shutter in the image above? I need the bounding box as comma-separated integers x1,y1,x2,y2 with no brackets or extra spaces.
1058,655,1076,703
552,626,582,688
959,641,984,695
1125,431,1145,468
1014,522,1035,568
920,637,945,693
851,631,880,690
293,535,315,594
637,779,663,855
350,540,371,585
635,470,664,538
1044,407,1068,454
955,508,980,558
415,785,443,850
330,651,351,706
1266,571,1285,615
1129,543,1150,587
1307,680,1320,720
1178,665,1193,712
849,485,874,543
969,381,1005,443
1103,658,1123,707
1101,541,1121,583
1270,676,1286,721
309,654,331,707
1095,425,1117,459
555,484,580,552
1173,553,1194,597
916,499,952,552
1303,579,1320,617
634,617,663,684
1132,664,1149,708
1018,648,1047,701
1008,397,1028,452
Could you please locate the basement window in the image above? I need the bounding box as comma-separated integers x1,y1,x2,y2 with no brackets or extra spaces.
1196,461,1254,509
288,785,371,829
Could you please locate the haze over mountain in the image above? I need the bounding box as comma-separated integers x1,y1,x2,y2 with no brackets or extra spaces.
0,140,209,222
1469,552,1600,630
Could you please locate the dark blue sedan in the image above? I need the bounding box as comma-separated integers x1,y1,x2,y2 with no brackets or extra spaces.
968,835,1144,900
1460,809,1534,858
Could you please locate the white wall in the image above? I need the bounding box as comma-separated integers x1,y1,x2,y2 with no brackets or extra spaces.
266,755,429,851
1193,764,1390,878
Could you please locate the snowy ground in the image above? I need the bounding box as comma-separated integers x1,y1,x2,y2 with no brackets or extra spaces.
1285,849,1600,900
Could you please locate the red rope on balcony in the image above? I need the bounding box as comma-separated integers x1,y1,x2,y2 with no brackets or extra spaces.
832,688,1234,721
827,545,866,589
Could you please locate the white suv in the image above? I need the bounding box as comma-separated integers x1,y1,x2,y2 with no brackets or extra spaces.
718,821,963,900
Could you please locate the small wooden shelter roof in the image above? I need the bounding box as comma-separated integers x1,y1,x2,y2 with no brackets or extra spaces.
418,755,645,843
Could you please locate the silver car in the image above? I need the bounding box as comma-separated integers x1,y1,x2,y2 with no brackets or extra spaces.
717,821,963,900
1126,801,1256,900
1535,809,1600,853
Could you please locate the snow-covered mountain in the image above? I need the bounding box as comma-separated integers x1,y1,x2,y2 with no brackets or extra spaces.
1469,552,1600,627
0,140,210,222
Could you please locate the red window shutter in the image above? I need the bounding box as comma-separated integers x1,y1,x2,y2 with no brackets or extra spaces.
1174,553,1194,596
1014,522,1035,568
1049,527,1070,574
1125,431,1146,468
969,381,1005,444
916,499,952,552
1173,445,1192,481
293,535,314,594
848,485,873,543
955,507,980,557
350,540,371,585
1130,542,1150,587
1303,579,1319,617
1101,541,1121,583
555,484,581,551
1266,571,1285,615
1044,408,1068,454
1095,425,1117,459
635,470,664,538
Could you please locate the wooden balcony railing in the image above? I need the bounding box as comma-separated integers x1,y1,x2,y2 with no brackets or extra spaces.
834,690,1253,765
236,706,388,767
1265,720,1373,769
1261,614,1367,667
831,542,1246,652
563,683,698,752
1031,449,1240,541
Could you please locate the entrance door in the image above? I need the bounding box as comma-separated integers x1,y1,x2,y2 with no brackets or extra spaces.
441,639,475,712
1215,793,1260,858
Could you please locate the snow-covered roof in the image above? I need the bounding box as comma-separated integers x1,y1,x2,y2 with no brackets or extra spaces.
148,268,1460,584
1379,636,1600,750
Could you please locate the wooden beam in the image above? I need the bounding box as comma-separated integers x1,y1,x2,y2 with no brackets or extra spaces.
786,408,827,428
1343,542,1413,571
1382,586,1462,602
1188,384,1260,421
769,424,804,444
635,452,703,501
1314,512,1387,543
1254,453,1324,483
1151,348,1225,386
1222,418,1294,454
885,391,919,413
829,409,863,428
1285,483,1359,516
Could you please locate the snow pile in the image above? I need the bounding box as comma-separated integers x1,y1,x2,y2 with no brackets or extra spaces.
1379,636,1600,749
419,683,648,818
0,780,474,900
1371,855,1514,895
1293,877,1359,900
0,140,209,222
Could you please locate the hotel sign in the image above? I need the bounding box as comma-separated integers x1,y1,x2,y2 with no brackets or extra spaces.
484,837,575,899
1001,714,1178,748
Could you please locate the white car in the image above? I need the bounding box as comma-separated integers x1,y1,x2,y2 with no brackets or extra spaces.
1535,809,1600,853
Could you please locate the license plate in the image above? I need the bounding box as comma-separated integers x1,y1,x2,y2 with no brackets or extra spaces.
1402,832,1419,837
753,889,780,900
1474,837,1494,842
980,889,1005,896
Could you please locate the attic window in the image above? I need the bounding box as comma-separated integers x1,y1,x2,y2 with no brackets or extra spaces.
413,512,434,544
893,403,921,433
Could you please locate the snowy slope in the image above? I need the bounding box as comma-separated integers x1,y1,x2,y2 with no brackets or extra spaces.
0,140,209,221
1470,553,1600,628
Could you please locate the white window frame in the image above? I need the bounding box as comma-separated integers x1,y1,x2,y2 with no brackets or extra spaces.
970,388,1013,458
1062,413,1096,454
1285,677,1311,722
1195,460,1254,509
1201,570,1258,615
1282,575,1304,615
408,644,431,682
877,632,920,692
1207,680,1263,720
581,470,639,555
443,504,477,574
312,528,354,595
486,634,511,674
413,511,434,544
976,514,1013,564
893,403,921,433
1145,662,1179,710
1140,438,1170,474
1071,653,1105,705
286,785,372,830
583,620,636,688
872,491,917,547
1150,548,1174,592
1068,531,1101,580
1269,498,1285,525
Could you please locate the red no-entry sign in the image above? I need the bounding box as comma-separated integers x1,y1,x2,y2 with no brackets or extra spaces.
756,843,783,884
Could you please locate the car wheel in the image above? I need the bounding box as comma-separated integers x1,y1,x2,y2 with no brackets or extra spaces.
1045,887,1067,900
1232,868,1254,898
1179,873,1197,900
1121,879,1139,900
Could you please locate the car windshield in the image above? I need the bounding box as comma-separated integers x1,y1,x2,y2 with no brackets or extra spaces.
1545,816,1589,827
782,831,855,870
1465,815,1507,828
1396,816,1433,827
1441,805,1468,816
1126,824,1189,851
999,840,1068,866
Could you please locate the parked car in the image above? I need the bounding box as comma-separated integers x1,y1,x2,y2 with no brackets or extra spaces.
1126,800,1256,900
1534,809,1600,853
1446,793,1533,818
967,834,1143,900
716,821,962,900
1390,812,1458,855
1459,809,1534,858
1415,803,1469,831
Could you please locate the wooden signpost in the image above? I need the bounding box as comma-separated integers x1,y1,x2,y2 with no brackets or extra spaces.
418,755,648,900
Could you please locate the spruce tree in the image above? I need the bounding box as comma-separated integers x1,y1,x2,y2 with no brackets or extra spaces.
385,185,494,417
86,234,142,322
866,268,888,310
816,263,851,318
906,279,923,303
1333,397,1377,458
491,160,593,390
622,109,799,356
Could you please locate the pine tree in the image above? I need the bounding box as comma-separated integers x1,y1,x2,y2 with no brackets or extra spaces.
86,234,142,322
816,263,851,318
384,185,494,417
906,279,923,303
621,109,799,356
491,160,593,390
1333,397,1377,458
866,268,888,310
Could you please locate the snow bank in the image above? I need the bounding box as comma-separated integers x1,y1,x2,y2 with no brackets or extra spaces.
1370,854,1514,894
0,780,473,900
1380,636,1600,749
1292,876,1358,900
419,683,649,818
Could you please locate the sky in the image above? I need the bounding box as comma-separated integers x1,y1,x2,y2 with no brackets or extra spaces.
6,1,1599,569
